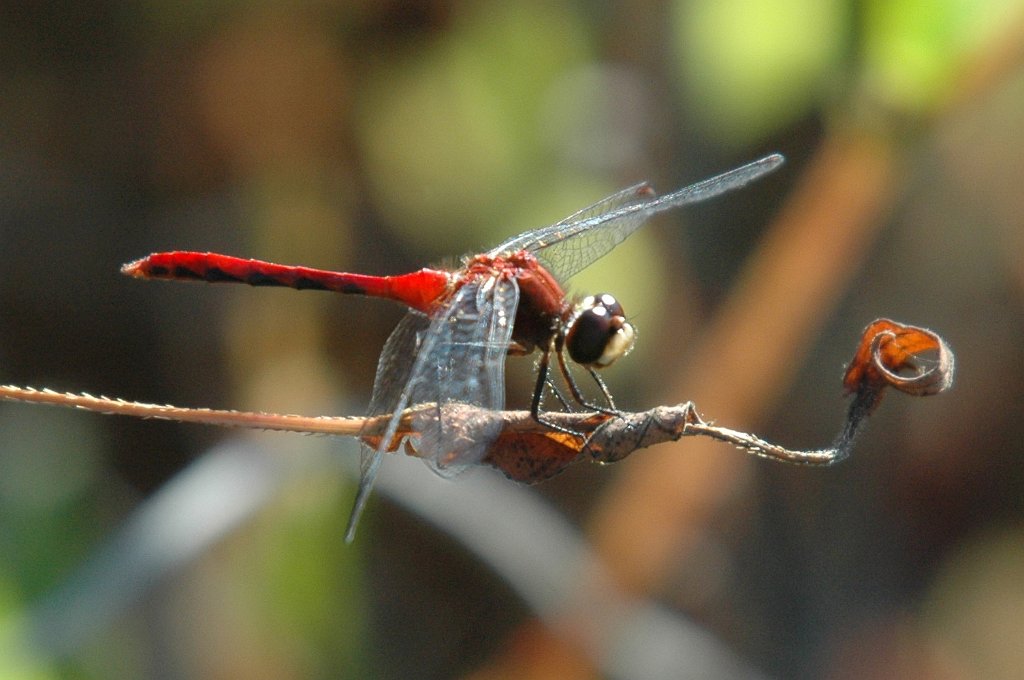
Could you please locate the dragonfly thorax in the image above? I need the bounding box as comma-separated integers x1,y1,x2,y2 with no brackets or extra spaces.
563,294,635,367
462,250,572,354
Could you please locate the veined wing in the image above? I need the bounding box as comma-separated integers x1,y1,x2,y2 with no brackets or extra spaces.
411,275,519,478
344,276,519,541
486,182,653,268
491,154,783,281
346,309,431,542
550,182,654,228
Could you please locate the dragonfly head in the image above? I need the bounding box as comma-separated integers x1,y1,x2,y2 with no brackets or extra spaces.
564,294,636,368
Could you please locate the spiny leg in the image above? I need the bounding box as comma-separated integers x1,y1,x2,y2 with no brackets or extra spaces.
555,346,619,415
545,378,573,411
529,346,553,419
585,366,617,411
530,344,586,439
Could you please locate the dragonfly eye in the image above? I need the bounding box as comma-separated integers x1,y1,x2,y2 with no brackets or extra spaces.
565,294,636,367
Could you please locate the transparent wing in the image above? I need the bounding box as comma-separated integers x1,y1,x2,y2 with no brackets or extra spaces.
346,309,431,542
489,154,783,281
490,182,653,261
549,181,654,228
366,310,434,420
344,277,519,540
410,275,519,478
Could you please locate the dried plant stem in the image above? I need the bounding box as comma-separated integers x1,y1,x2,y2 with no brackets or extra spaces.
0,385,848,465
0,385,366,436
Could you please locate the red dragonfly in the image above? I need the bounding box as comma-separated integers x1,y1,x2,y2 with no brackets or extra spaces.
123,153,783,540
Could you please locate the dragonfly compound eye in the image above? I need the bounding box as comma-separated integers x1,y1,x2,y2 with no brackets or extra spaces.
565,294,636,367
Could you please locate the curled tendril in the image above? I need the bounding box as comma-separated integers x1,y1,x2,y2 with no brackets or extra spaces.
842,318,955,409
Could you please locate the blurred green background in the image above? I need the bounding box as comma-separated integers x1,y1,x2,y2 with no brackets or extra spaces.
2,0,1023,678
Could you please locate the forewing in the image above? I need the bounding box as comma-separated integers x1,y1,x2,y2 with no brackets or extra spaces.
491,154,783,281
487,183,652,276
411,276,519,477
344,277,519,541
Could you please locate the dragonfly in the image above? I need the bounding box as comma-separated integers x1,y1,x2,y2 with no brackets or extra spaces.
123,153,784,541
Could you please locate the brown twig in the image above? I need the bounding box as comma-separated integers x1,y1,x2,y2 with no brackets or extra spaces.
0,319,953,483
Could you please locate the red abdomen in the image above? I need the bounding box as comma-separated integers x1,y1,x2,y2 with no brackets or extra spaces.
122,252,451,313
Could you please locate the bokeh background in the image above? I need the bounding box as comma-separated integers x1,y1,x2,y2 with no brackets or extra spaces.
2,1,1023,678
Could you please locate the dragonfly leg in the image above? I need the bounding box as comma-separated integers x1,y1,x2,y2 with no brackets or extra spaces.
545,378,573,411
585,366,617,411
556,347,620,415
524,340,571,409
531,346,586,439
529,348,551,418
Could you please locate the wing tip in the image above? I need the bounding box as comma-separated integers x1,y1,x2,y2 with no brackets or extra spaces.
760,152,786,170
